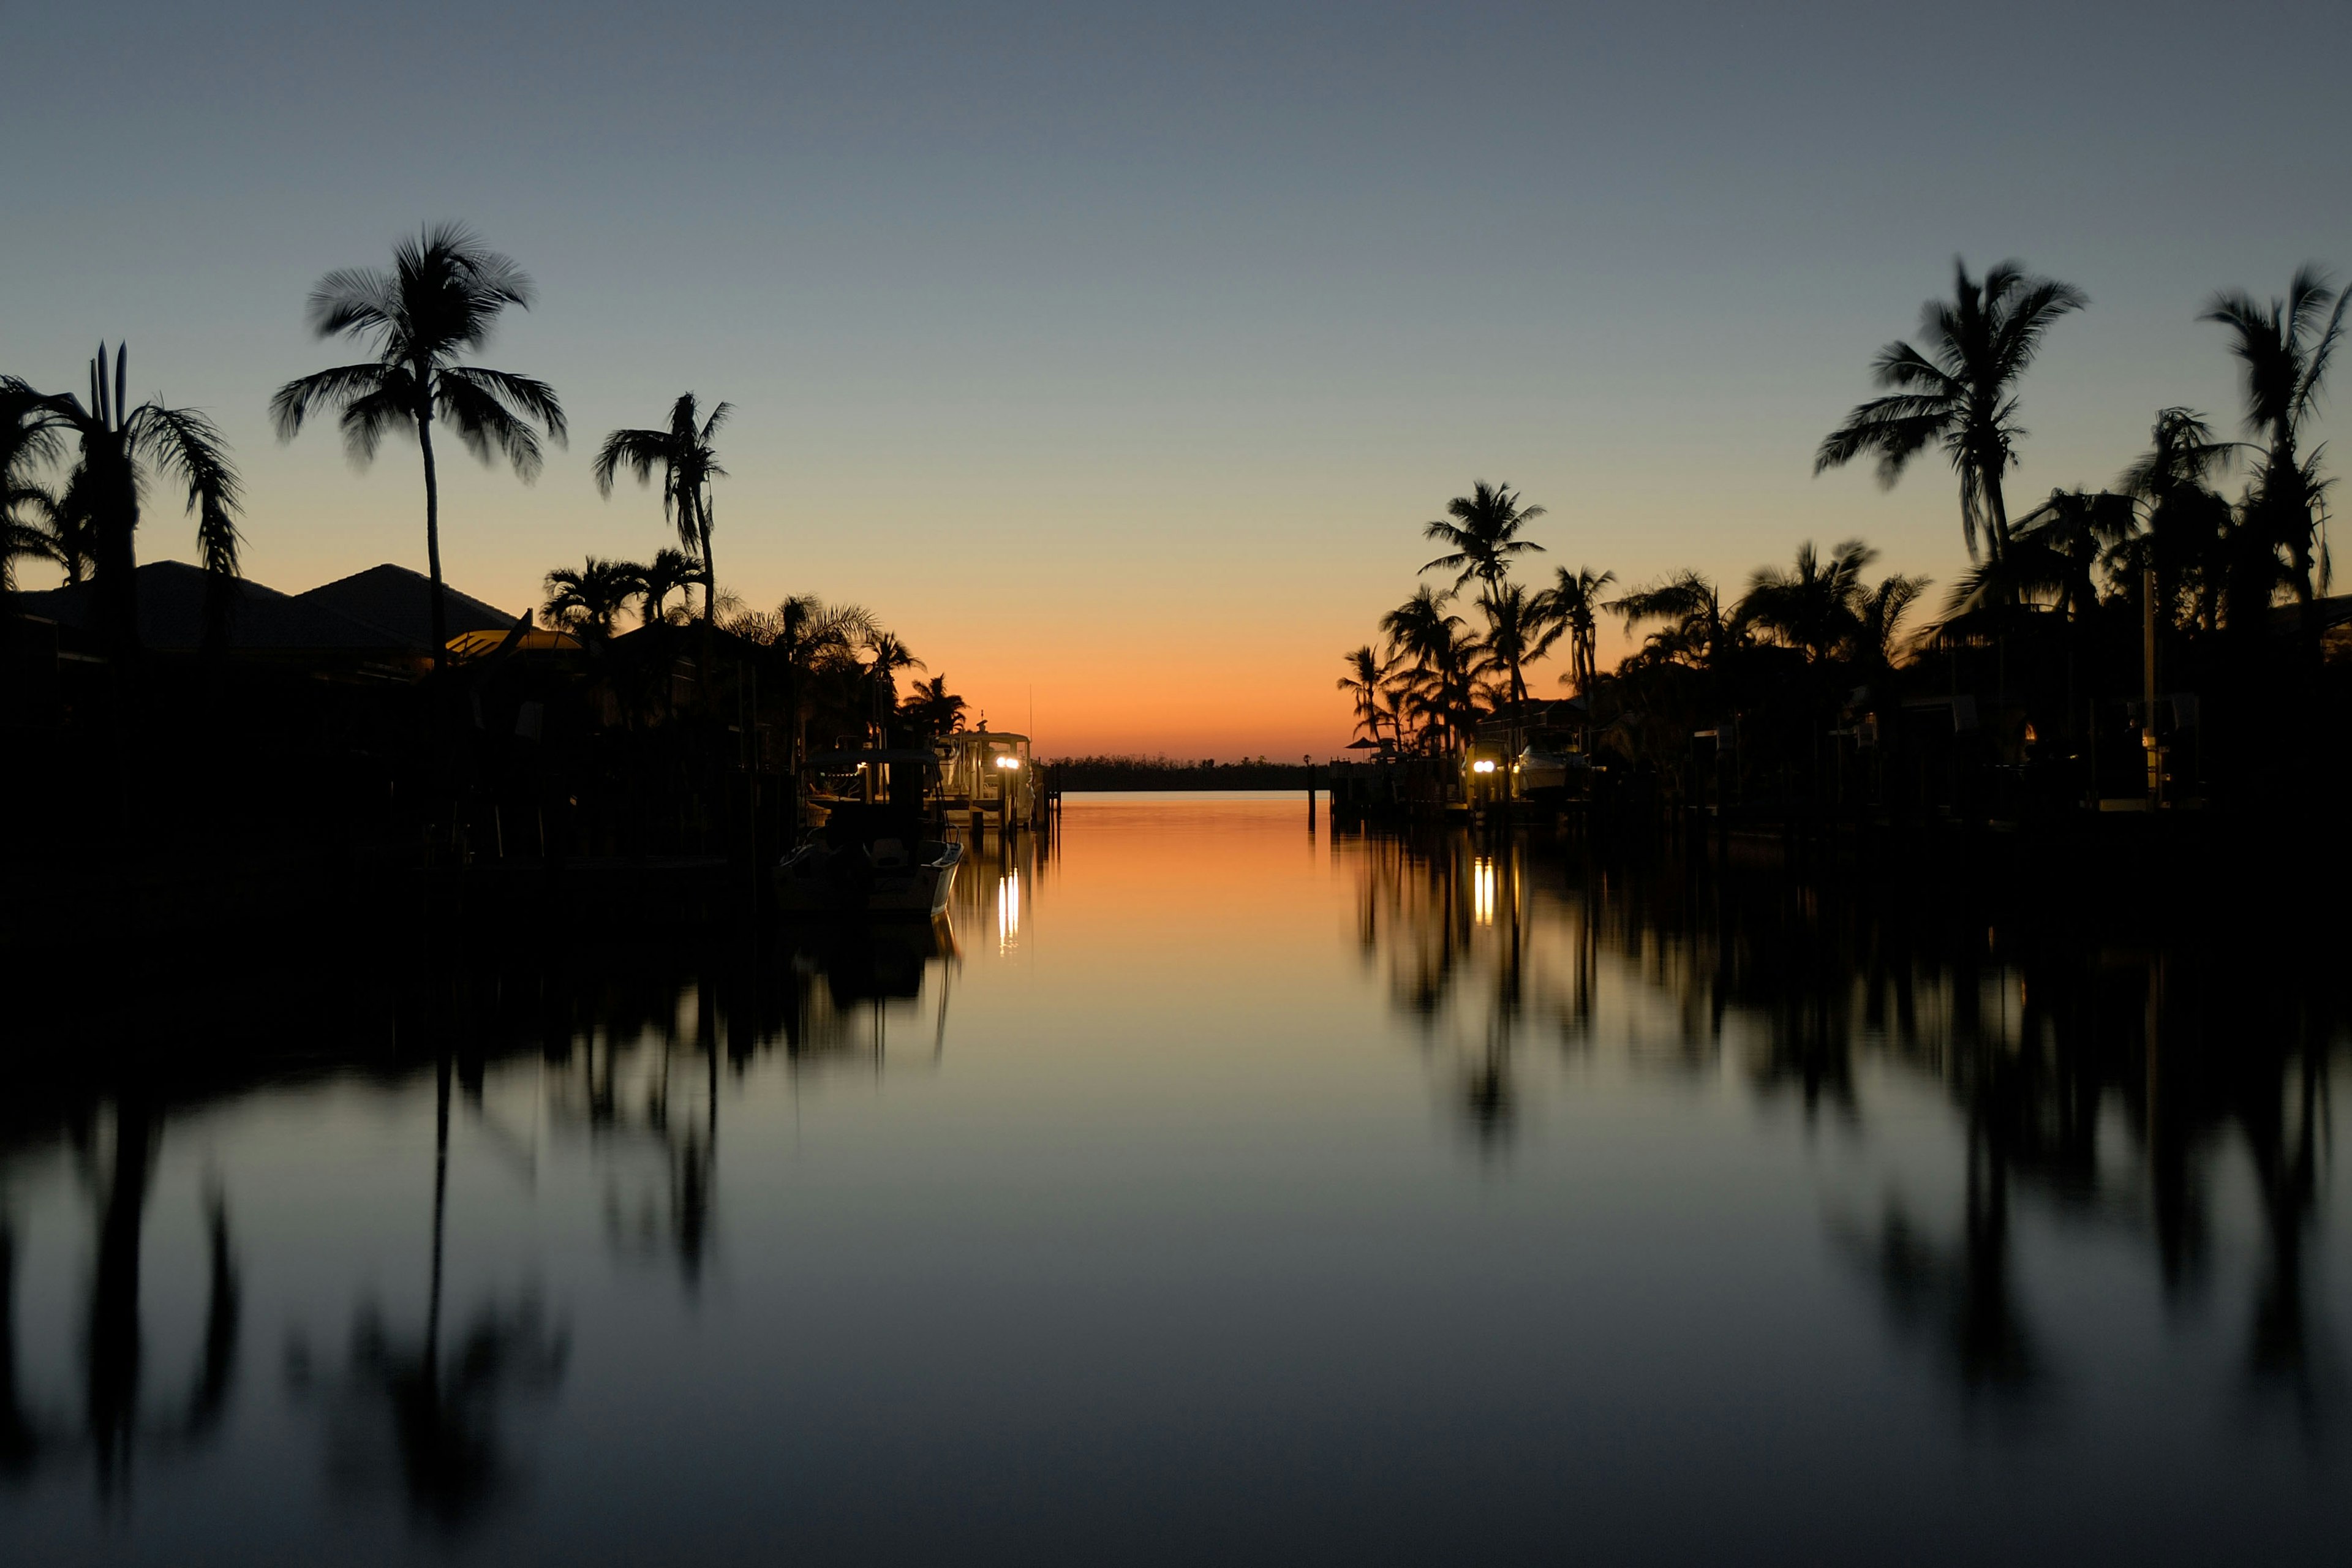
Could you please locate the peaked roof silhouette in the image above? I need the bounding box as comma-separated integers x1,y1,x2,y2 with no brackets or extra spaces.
13,561,399,651
294,564,519,647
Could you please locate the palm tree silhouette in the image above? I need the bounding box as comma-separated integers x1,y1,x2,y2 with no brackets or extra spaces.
1741,540,1875,662
2202,266,2345,608
632,547,702,631
1817,259,2086,565
899,674,967,739
1381,587,1473,752
1851,570,1930,675
271,224,567,667
1337,644,1398,748
4,351,242,652
729,597,875,765
1422,480,1547,598
2,383,75,592
1611,570,1736,669
2116,408,2237,630
591,394,730,625
860,631,924,741
1537,565,1615,697
541,556,642,642
1473,581,1561,707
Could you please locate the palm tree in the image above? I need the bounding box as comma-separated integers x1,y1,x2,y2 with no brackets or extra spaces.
1611,570,1735,669
1422,481,1547,598
6,350,243,652
1852,572,1929,674
2117,407,2237,631
728,597,876,766
1381,587,1472,752
1817,260,2087,564
899,674,967,739
1538,565,1616,696
2203,267,2345,607
2013,491,2138,622
1337,644,1398,747
1740,540,1874,662
860,630,924,741
541,556,642,642
633,547,703,631
1474,581,1562,708
271,224,567,667
2,381,70,592
592,394,730,624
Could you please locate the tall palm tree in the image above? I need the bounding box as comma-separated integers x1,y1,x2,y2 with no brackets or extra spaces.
541,556,642,642
6,350,243,652
2203,267,2345,607
1474,581,1562,708
1537,565,1616,696
860,630,924,739
271,224,567,667
1740,540,1875,661
1337,644,1398,747
592,394,730,624
1381,586,1471,752
2117,407,2237,631
1817,259,2087,564
633,547,702,631
1422,481,1547,598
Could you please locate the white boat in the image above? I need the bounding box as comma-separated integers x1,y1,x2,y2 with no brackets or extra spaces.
775,803,965,916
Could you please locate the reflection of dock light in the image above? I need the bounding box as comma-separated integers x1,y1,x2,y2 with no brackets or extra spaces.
1473,858,1496,924
1472,760,1496,774
997,869,1022,950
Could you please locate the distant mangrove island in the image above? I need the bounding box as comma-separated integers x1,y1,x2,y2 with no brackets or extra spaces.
1042,756,1317,790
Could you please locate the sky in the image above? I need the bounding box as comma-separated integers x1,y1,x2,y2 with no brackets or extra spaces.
7,0,2351,756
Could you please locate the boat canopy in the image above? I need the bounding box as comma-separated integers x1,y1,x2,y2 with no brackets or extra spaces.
804,749,944,769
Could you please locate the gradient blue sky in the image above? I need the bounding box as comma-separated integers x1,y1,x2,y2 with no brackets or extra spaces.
7,1,2350,753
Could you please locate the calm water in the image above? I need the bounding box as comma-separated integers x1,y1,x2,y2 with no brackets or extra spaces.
4,795,2346,1564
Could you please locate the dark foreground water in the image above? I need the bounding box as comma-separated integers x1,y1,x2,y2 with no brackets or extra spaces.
4,796,2346,1564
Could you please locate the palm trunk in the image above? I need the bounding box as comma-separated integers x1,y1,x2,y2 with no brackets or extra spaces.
419,402,447,669
1984,467,2012,566
91,437,141,664
698,491,717,627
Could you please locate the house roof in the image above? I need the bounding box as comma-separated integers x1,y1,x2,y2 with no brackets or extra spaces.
294,564,519,647
12,561,401,652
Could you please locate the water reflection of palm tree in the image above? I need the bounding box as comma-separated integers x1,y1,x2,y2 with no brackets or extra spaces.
310,1055,567,1529
0,1096,247,1497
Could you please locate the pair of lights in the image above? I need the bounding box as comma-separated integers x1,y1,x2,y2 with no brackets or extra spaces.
994,756,1021,771
1471,760,1497,774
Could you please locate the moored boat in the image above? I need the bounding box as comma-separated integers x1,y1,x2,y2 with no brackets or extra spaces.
775,802,965,916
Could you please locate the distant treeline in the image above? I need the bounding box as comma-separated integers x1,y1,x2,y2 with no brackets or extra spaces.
1042,755,1316,790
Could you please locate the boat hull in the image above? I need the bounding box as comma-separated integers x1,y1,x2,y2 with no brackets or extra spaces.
773,842,962,917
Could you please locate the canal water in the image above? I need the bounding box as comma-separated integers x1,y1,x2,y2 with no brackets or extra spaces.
4,794,2346,1563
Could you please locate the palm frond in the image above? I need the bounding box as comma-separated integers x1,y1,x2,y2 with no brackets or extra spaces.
434,371,545,480
127,402,244,578
270,361,393,440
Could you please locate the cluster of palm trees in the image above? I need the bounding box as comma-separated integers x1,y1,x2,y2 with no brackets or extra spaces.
2,347,242,646
1346,257,2342,756
1341,493,1923,756
717,594,967,755
1818,257,2343,635
1339,481,1618,752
